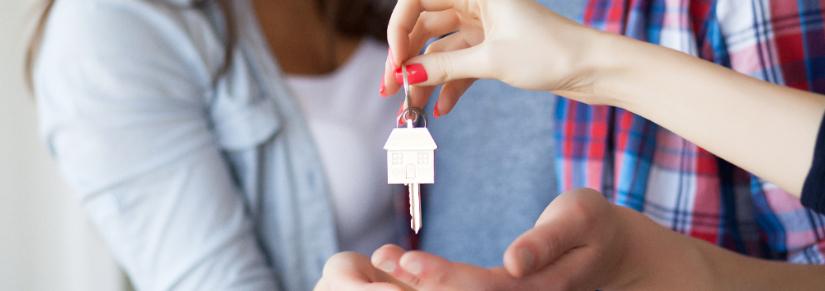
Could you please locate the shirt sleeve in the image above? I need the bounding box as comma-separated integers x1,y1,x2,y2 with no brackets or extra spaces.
35,2,278,290
801,112,825,213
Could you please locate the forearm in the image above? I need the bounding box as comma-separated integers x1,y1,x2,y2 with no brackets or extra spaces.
617,205,825,291
693,238,825,290
86,152,279,290
591,33,825,196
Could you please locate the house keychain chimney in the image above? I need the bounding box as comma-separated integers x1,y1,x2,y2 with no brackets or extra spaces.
383,66,437,234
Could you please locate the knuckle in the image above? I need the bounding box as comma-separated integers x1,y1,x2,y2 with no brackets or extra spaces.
432,268,452,286
478,43,499,79
432,53,454,82
562,188,607,226
406,274,424,287
541,232,563,257
566,193,600,227
424,41,443,54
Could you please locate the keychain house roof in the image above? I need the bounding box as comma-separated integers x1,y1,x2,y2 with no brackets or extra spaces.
383,128,437,150
384,128,437,184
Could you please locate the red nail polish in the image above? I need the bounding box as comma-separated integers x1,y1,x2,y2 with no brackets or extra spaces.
434,103,441,119
394,64,428,85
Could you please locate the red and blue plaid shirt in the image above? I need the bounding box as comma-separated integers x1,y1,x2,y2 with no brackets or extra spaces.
557,0,825,263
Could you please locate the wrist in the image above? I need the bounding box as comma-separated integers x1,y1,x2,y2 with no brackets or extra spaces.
586,32,658,110
610,205,716,290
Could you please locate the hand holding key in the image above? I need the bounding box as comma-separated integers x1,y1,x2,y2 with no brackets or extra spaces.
380,0,614,117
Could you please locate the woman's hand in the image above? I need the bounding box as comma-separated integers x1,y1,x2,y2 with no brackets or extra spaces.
314,252,413,291
370,188,714,290
381,0,611,116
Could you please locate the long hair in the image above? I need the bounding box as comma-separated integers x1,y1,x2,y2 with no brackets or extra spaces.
24,0,394,93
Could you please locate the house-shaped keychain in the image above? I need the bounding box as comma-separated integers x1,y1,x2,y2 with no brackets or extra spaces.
384,127,437,185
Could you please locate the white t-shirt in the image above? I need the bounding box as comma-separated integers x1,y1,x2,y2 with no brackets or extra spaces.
285,39,400,254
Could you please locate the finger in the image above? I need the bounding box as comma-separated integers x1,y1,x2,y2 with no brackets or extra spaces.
322,252,405,291
372,244,418,283
397,251,516,290
503,222,584,279
428,35,475,117
406,32,475,113
435,78,475,117
520,245,602,291
387,0,457,66
362,283,406,291
384,10,461,96
371,244,437,290
381,48,396,98
315,278,403,291
393,31,472,86
503,188,607,277
395,43,491,88
393,32,470,110
409,11,461,57
409,86,437,111
423,31,469,55
516,189,612,290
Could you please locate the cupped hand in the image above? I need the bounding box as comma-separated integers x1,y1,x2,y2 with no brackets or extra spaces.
314,252,414,291
381,0,610,117
503,188,713,290
371,188,710,290
501,188,636,290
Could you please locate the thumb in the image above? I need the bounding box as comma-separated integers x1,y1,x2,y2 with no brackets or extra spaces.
502,189,606,278
503,218,586,278
396,44,491,87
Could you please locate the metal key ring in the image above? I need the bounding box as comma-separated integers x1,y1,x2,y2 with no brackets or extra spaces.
397,65,428,128
402,65,411,110
396,107,428,128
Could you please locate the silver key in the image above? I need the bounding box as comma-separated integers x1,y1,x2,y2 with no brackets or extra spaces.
385,117,436,233
383,66,437,234
409,180,422,233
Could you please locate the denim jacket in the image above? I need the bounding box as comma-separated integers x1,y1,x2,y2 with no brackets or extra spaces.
36,1,352,290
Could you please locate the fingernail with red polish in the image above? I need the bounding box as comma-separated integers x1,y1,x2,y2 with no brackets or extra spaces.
434,103,441,119
394,64,428,85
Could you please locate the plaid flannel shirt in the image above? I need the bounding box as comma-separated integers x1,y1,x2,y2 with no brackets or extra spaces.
557,0,825,263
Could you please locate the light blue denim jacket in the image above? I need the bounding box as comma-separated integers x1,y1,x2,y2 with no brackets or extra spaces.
36,1,353,290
